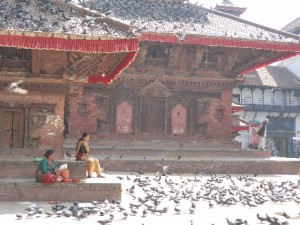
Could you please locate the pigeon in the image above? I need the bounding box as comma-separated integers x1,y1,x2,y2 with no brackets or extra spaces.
66,151,72,158
105,154,111,160
130,208,138,216
5,80,28,95
177,155,181,160
142,209,147,217
257,213,267,223
45,211,54,217
16,213,23,220
123,211,128,219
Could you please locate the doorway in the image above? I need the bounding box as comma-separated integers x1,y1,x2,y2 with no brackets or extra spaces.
273,138,287,157
2,111,24,148
142,99,164,134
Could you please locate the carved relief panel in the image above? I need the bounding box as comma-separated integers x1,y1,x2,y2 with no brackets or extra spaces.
116,101,133,134
171,104,187,135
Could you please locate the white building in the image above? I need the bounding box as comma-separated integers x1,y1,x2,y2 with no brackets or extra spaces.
233,66,300,157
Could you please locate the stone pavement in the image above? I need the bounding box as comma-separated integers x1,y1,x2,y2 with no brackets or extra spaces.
0,174,300,225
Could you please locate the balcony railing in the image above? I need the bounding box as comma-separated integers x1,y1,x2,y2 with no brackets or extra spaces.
243,104,300,113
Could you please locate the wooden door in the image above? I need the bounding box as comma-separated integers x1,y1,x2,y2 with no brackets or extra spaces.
2,111,23,148
142,99,164,134
274,139,287,157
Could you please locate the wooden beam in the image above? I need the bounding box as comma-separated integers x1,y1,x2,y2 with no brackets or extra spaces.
31,50,40,76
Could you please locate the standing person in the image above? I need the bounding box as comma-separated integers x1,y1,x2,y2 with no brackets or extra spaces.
76,133,104,178
35,150,59,184
257,118,269,150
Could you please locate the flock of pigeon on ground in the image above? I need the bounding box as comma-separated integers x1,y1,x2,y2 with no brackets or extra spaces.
14,167,300,225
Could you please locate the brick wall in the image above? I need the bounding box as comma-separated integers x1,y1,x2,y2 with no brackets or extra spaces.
39,50,67,75
0,90,65,158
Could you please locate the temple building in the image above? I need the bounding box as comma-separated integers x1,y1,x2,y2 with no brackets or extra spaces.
214,0,247,17
65,0,300,149
0,0,300,158
0,0,138,158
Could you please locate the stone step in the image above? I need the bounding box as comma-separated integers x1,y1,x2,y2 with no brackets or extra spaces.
97,157,300,175
64,147,271,158
0,159,86,179
64,138,242,149
0,178,121,202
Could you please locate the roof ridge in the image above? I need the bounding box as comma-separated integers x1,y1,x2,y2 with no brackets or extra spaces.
281,16,300,32
197,4,299,39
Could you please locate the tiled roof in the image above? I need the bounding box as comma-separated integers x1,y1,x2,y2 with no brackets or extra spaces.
0,0,134,39
87,0,299,43
240,66,300,89
281,17,300,34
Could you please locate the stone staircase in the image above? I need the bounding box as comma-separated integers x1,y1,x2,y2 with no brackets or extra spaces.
0,159,121,202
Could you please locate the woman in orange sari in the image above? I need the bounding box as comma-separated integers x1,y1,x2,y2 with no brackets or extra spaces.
76,133,104,178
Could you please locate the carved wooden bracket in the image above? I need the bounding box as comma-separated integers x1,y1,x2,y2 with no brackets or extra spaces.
138,78,172,97
191,48,204,69
167,45,181,69
136,44,149,71
224,49,238,72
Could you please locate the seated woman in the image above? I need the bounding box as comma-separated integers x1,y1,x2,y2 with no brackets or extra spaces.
76,132,104,178
35,149,58,184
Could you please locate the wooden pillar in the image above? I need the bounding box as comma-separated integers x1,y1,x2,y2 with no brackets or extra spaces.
139,96,143,133
136,44,148,72
164,97,168,134
24,107,29,148
0,107,2,147
134,97,139,135
32,50,40,76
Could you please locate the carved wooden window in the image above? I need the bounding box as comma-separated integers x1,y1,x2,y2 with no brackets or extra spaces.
76,101,89,117
116,102,133,134
171,104,187,135
144,45,169,67
0,47,32,73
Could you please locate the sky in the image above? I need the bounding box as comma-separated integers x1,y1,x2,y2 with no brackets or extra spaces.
192,0,300,30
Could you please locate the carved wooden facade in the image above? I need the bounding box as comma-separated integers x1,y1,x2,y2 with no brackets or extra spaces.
68,43,240,140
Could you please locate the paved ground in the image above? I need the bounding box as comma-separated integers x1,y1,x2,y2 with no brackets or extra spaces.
0,173,300,225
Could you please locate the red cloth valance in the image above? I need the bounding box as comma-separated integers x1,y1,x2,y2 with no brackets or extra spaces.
182,36,300,52
0,35,138,53
88,51,137,84
140,33,179,43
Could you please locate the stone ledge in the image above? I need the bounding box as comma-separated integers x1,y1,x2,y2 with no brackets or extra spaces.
99,157,300,175
0,159,86,179
64,147,271,158
0,179,121,202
